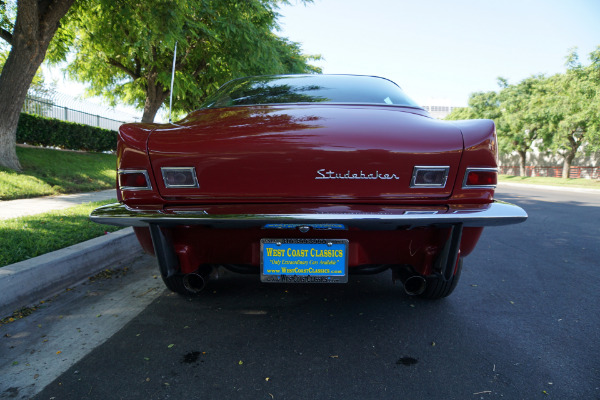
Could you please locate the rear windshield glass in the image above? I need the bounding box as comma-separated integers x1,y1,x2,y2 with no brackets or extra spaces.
201,75,422,109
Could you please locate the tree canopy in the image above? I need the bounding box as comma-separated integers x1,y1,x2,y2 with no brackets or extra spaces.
66,0,321,123
446,47,600,178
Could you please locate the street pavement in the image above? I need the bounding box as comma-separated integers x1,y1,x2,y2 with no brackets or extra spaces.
0,183,598,399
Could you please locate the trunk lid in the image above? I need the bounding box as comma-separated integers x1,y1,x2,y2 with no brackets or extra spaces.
147,105,464,202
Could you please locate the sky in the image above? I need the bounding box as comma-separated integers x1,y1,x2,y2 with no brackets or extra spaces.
276,0,600,106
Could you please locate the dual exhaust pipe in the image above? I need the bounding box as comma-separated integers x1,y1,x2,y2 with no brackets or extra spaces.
402,275,427,296
182,265,427,296
392,265,427,296
182,267,212,294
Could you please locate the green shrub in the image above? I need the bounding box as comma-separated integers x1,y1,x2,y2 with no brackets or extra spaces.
16,113,118,152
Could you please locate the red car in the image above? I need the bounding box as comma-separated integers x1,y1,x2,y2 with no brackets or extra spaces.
91,74,527,299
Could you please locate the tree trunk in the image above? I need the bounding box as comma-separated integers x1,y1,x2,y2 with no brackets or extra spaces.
0,47,37,171
0,0,75,171
561,132,580,179
141,73,169,123
562,150,577,179
517,150,527,177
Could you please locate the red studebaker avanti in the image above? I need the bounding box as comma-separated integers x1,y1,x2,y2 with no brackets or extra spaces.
91,74,527,299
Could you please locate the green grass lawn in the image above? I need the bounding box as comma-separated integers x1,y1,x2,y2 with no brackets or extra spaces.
499,174,600,189
0,146,117,200
0,199,121,267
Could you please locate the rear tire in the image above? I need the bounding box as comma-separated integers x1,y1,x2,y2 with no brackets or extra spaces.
418,257,463,299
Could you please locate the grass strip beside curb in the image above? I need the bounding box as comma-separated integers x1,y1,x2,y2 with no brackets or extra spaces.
0,199,121,267
0,147,117,200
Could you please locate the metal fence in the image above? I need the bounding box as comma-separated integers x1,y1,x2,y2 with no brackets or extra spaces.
22,93,140,132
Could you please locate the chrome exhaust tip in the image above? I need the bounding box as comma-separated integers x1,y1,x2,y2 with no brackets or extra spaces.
403,275,427,296
182,272,207,293
392,265,427,296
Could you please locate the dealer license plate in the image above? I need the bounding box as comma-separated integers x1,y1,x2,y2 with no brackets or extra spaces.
260,238,348,283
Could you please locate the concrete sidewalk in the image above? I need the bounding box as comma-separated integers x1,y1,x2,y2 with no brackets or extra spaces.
0,190,145,317
0,189,117,220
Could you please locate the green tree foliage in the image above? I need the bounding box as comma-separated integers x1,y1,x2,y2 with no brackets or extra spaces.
496,75,551,176
446,47,600,178
543,48,600,178
66,0,321,123
446,90,501,121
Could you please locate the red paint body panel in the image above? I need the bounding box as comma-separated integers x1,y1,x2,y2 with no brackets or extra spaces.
448,119,498,203
147,105,464,202
116,124,164,204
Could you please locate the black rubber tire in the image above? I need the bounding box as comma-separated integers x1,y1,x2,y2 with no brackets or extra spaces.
418,257,463,299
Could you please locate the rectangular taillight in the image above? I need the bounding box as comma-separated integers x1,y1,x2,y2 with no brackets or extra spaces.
410,166,450,188
161,167,199,188
462,168,497,189
118,170,152,190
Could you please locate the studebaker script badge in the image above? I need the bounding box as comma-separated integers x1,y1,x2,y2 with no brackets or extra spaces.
315,168,399,180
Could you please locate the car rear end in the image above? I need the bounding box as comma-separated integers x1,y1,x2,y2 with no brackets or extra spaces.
91,75,526,298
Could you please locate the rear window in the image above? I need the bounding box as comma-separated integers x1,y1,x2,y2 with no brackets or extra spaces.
201,75,422,109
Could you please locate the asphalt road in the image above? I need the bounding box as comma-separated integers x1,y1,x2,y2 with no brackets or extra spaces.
3,185,599,399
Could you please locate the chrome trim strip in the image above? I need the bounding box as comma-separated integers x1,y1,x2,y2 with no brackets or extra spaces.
117,169,152,191
462,167,498,189
410,166,450,188
161,167,200,188
90,201,527,230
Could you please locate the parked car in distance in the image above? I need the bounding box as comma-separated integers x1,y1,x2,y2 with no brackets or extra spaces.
91,74,527,299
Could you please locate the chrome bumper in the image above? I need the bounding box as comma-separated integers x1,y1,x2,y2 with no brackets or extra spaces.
90,201,527,230
91,201,527,281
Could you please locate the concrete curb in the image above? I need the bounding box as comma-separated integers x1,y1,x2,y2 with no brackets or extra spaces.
0,227,144,317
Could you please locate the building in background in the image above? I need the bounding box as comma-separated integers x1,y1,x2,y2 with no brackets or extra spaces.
421,104,464,119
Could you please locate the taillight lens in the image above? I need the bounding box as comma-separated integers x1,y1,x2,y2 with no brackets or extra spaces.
410,166,450,188
161,167,199,188
463,168,497,188
118,170,152,190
